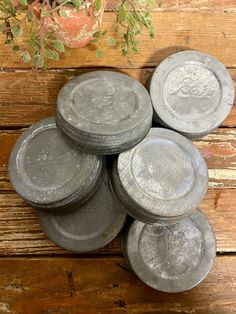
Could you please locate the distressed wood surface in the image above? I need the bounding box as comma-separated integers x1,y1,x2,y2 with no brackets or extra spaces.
0,256,235,313
0,12,236,68
0,2,235,311
0,68,235,127
106,0,236,12
0,189,235,255
1,128,235,189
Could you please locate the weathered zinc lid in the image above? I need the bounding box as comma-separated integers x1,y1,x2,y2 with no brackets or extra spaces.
149,50,234,139
8,117,103,210
37,171,127,252
114,128,208,223
56,108,153,155
57,71,153,154
123,209,216,292
111,162,191,225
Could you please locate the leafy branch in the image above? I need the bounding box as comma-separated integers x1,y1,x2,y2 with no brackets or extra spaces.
0,0,161,67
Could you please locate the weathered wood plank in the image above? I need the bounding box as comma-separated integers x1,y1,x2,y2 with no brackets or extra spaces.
0,256,235,313
106,0,236,12
0,12,236,68
0,68,235,127
0,189,235,255
1,128,235,189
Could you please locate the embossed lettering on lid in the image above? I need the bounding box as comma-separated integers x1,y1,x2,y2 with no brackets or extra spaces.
149,50,234,139
123,209,216,292
114,128,208,222
9,117,103,207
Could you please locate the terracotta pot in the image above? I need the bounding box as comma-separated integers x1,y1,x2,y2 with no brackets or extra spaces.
33,1,106,48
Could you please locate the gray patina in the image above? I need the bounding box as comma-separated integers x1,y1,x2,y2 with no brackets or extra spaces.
8,117,104,211
57,71,153,155
111,128,208,224
149,50,234,139
123,209,216,292
37,171,127,252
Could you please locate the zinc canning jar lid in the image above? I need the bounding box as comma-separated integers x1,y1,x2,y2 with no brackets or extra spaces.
56,71,153,154
37,170,127,252
123,209,216,292
8,117,104,210
113,128,208,223
149,50,234,139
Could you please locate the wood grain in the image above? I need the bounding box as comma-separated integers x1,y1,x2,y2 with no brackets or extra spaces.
0,256,235,313
1,128,235,188
106,0,236,12
0,68,235,127
0,12,236,68
0,189,235,255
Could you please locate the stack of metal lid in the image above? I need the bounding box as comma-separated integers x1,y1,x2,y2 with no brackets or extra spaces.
122,209,216,292
149,50,234,139
8,117,104,212
38,170,127,252
8,65,221,291
56,71,153,155
110,128,208,224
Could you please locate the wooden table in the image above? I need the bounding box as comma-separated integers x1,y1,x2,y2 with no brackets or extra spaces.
0,1,235,313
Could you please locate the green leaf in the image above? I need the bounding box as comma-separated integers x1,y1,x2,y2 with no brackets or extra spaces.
54,39,65,52
96,48,104,58
22,51,31,63
159,0,163,8
11,25,22,38
101,30,107,36
44,49,59,61
118,5,126,22
137,0,148,5
13,45,20,51
5,39,12,45
134,39,140,47
122,48,128,56
33,55,44,67
59,9,69,18
27,9,34,22
0,24,5,32
93,31,100,38
64,50,71,56
132,46,139,53
73,0,81,11
107,36,116,47
19,0,27,5
95,0,102,11
128,14,136,28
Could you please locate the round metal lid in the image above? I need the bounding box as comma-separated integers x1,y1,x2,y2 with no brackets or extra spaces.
110,162,186,224
124,209,216,292
57,71,153,136
117,128,208,219
149,50,234,138
9,117,103,206
57,108,152,155
37,172,127,252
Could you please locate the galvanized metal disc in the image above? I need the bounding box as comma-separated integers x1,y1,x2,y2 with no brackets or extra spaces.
116,128,208,221
9,117,103,208
149,50,234,139
124,209,216,292
57,71,152,136
110,163,189,225
56,108,153,155
37,172,127,252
